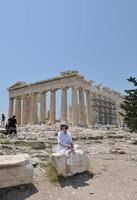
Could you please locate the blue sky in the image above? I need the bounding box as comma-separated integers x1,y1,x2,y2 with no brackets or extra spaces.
0,0,137,117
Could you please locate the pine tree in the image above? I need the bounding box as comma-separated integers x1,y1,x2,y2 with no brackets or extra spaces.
120,77,137,133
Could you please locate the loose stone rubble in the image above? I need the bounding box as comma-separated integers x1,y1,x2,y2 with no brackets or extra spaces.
0,124,137,191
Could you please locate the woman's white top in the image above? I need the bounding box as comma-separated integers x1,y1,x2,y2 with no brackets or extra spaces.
57,130,72,152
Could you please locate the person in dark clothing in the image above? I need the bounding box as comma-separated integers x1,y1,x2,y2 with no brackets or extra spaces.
6,115,17,136
1,114,5,125
8,115,17,128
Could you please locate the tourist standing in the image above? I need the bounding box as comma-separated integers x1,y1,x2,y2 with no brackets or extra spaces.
6,115,17,136
1,114,5,125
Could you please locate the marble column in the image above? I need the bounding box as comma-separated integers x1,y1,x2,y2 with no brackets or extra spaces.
72,87,78,125
86,90,92,125
106,97,110,124
8,98,14,118
109,99,113,125
40,92,46,124
79,88,85,125
103,96,108,124
50,90,56,124
61,88,67,122
68,105,72,122
22,95,28,125
99,95,104,125
15,97,21,125
26,95,31,124
30,93,38,124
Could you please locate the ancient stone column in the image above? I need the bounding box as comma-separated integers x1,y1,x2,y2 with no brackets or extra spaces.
99,95,104,125
50,90,56,124
61,88,67,122
15,97,21,125
86,90,92,125
8,98,14,118
102,96,107,124
30,93,38,124
72,87,78,125
26,95,31,124
79,88,85,125
109,99,113,125
22,95,28,125
68,105,72,122
40,92,46,124
106,97,110,125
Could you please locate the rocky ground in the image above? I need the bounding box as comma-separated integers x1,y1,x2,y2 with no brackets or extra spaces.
0,125,137,200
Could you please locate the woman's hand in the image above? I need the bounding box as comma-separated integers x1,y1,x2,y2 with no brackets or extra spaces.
67,144,72,149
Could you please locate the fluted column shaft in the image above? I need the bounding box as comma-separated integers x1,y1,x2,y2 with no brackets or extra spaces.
22,95,28,125
40,93,46,124
86,90,92,125
8,98,14,118
15,97,21,125
30,93,38,124
50,90,56,124
79,88,85,125
72,87,78,125
26,95,31,124
106,97,110,124
61,88,67,122
100,95,104,124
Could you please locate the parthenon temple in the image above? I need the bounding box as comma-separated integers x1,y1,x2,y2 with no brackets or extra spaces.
8,71,123,127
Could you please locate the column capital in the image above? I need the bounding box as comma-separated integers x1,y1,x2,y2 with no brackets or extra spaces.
78,87,84,91
51,89,56,93
9,97,14,100
15,96,21,100
85,89,90,93
32,92,38,95
72,86,78,90
22,93,31,98
61,87,68,90
40,91,47,95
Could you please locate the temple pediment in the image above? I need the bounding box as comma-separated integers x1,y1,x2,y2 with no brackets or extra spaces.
8,81,26,89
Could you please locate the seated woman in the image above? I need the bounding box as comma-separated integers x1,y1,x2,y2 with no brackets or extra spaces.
57,122,74,176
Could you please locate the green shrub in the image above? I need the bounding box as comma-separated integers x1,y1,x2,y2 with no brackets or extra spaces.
0,139,12,144
13,140,45,150
46,162,58,182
